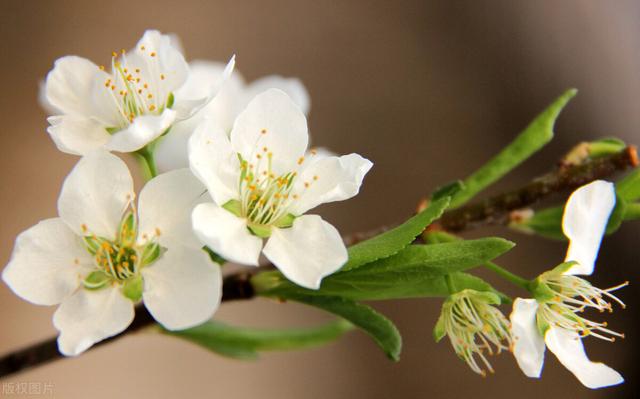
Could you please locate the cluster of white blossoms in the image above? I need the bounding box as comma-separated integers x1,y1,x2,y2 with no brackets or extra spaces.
3,29,371,355
437,181,627,389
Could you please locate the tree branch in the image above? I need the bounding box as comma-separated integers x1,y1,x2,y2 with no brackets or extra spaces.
0,146,637,379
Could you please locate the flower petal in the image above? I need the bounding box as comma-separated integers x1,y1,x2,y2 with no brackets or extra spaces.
142,246,221,330
53,285,134,356
562,180,616,275
106,109,177,153
545,326,624,389
244,75,310,115
192,202,262,265
46,115,111,156
45,55,118,126
188,118,240,206
138,168,207,249
289,153,373,215
58,150,134,238
127,30,189,95
510,298,546,378
230,89,308,175
2,218,91,306
172,55,236,120
263,215,347,289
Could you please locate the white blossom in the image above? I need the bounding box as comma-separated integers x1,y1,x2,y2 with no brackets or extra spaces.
510,180,626,389
155,61,310,172
2,150,221,355
44,30,233,155
189,89,372,289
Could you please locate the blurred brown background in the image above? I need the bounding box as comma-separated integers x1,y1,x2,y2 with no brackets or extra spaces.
1,0,638,398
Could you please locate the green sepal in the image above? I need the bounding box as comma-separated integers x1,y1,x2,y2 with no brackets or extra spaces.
140,242,161,266
222,199,243,217
530,262,575,302
247,223,271,238
204,247,226,265
106,127,120,135
166,92,175,109
536,313,550,336
118,211,137,247
272,213,296,228
82,235,106,255
83,271,111,290
433,311,446,342
122,275,143,302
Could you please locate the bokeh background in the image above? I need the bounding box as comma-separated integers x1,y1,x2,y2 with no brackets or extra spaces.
1,1,638,398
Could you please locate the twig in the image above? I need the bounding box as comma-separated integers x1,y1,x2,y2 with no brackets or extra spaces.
0,146,637,378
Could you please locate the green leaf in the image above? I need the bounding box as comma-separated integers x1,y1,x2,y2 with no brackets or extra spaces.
164,319,354,360
587,138,626,159
450,88,577,208
259,236,512,300
282,294,402,361
605,194,626,234
617,168,640,202
430,181,465,202
340,196,451,272
624,202,640,221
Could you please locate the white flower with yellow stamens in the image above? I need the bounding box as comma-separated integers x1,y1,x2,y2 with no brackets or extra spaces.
510,180,627,389
189,88,372,289
2,150,221,356
434,289,512,376
44,29,234,155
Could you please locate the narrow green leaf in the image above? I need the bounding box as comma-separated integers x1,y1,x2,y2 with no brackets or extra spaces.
164,319,354,360
430,181,465,202
624,202,640,221
340,197,451,272
283,294,402,361
450,88,577,208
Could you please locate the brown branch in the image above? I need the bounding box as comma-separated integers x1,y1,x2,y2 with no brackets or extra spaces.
439,146,638,232
0,146,637,379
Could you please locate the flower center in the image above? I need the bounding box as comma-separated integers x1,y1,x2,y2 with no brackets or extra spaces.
80,208,161,301
101,49,173,129
536,273,627,341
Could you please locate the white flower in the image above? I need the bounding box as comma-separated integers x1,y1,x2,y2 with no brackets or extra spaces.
44,30,234,155
434,289,512,376
2,150,221,356
189,89,372,289
510,180,626,389
154,61,310,172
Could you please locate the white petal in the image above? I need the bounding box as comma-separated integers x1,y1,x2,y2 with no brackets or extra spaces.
138,169,207,249
562,180,616,275
230,89,308,175
142,246,221,330
106,109,177,153
244,75,310,115
172,55,236,120
58,150,134,238
2,218,91,306
39,79,61,115
47,115,110,156
510,298,546,378
191,202,262,266
545,327,624,389
45,56,116,124
263,215,347,289
129,30,189,94
188,118,240,206
154,117,194,172
53,286,134,356
289,153,373,215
